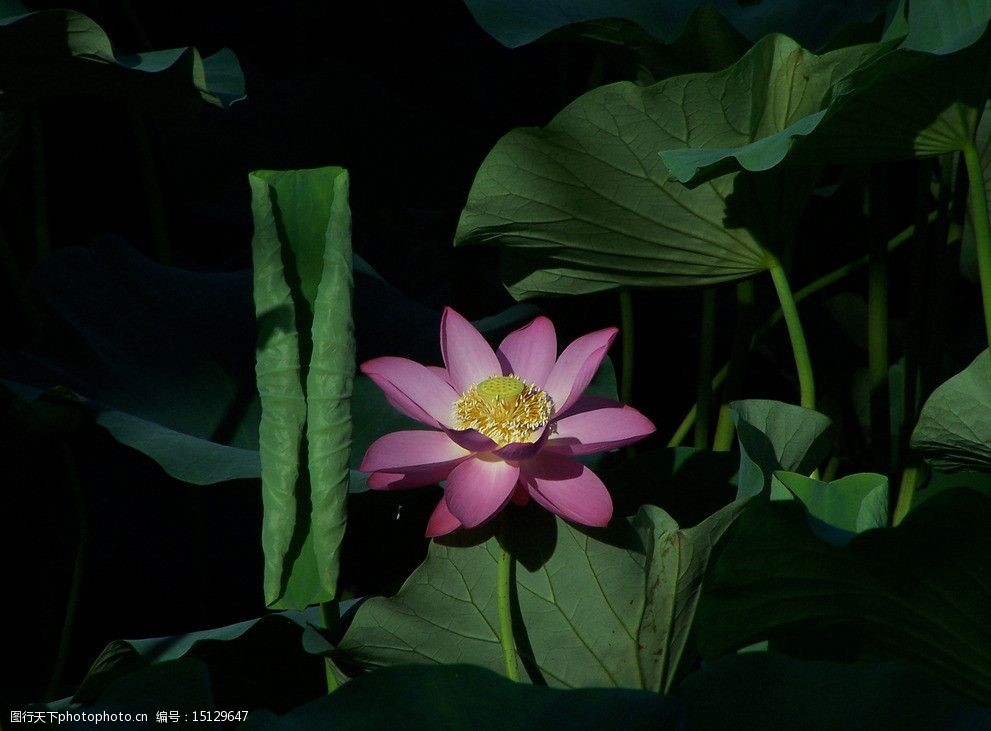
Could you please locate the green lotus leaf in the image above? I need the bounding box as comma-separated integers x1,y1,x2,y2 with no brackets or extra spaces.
771,470,889,546
696,488,991,703
462,0,883,52
339,500,743,691
911,349,991,472
658,2,991,185
729,399,834,500
0,0,244,110
455,72,817,297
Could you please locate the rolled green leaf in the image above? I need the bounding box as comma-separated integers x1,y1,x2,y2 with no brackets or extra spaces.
250,167,354,609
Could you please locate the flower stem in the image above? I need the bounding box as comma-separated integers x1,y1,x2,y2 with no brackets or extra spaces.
768,259,815,410
497,542,520,681
962,141,991,351
619,289,635,405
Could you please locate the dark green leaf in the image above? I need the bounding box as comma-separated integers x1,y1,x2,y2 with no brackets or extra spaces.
729,400,834,499
241,664,684,731
771,470,889,546
680,652,989,731
462,0,882,51
339,501,742,691
658,4,991,185
911,349,991,472
455,77,813,296
0,2,244,111
696,489,991,703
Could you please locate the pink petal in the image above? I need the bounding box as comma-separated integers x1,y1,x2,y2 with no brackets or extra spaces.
543,328,618,418
520,453,613,527
496,316,557,385
444,457,520,529
446,428,498,453
360,430,469,472
545,396,655,456
440,307,501,392
492,426,548,461
427,366,455,386
426,498,463,537
367,467,456,490
361,357,459,428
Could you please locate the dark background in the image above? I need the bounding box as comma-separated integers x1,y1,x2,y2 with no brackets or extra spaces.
1,0,970,711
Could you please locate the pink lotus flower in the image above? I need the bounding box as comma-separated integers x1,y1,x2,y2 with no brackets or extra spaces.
359,308,655,537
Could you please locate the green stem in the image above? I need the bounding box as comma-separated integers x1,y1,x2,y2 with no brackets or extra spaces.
893,464,924,526
695,288,717,448
619,289,635,405
768,259,815,409
497,542,520,682
667,215,940,446
962,141,991,351
47,443,87,701
320,601,340,693
867,170,890,470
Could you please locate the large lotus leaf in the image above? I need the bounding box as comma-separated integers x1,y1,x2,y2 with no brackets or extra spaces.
729,400,834,499
659,2,991,185
771,470,889,546
462,0,883,52
0,1,243,111
680,653,990,731
911,349,991,472
696,488,991,703
242,664,684,731
339,500,742,691
67,605,356,706
455,72,818,298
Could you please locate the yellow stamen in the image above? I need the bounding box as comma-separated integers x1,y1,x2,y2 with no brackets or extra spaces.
454,375,552,446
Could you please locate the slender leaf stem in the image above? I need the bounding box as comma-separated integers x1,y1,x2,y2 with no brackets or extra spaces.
668,214,940,446
695,288,717,448
893,464,924,526
619,289,635,404
962,142,991,351
497,542,520,682
768,260,815,409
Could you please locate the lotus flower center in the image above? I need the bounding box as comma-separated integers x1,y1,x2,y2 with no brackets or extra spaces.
454,375,553,446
